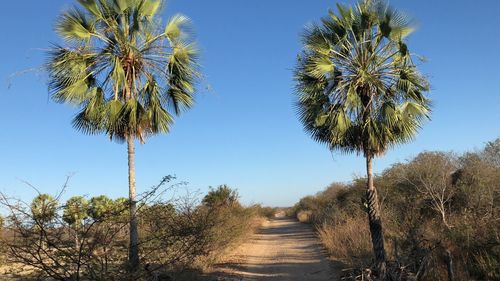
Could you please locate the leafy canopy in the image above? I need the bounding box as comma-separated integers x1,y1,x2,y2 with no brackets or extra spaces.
48,0,199,143
295,0,430,157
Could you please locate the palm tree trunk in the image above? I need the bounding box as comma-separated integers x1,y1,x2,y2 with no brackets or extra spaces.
365,154,387,278
75,229,79,251
127,135,140,272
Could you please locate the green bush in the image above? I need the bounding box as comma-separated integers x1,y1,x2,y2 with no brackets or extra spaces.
202,184,240,208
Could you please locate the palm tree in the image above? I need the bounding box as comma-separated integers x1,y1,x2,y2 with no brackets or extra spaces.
47,0,199,271
87,195,114,221
31,194,58,225
30,194,58,250
63,196,89,226
294,0,430,276
63,196,89,248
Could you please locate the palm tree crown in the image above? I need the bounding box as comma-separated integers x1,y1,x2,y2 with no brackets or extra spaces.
48,0,198,143
295,0,430,157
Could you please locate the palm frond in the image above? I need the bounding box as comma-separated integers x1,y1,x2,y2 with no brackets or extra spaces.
165,14,192,43
56,8,94,41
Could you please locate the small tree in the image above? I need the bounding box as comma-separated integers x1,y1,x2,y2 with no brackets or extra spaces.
481,138,500,167
63,196,89,247
402,152,456,228
456,151,499,219
202,185,240,208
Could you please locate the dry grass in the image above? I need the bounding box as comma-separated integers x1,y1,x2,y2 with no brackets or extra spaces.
199,213,266,269
317,216,373,268
201,216,267,272
297,210,313,223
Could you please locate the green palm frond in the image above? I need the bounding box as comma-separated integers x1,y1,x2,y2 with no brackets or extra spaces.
295,0,430,157
77,0,101,17
165,14,192,43
48,0,199,143
56,8,94,41
140,0,161,18
144,82,174,134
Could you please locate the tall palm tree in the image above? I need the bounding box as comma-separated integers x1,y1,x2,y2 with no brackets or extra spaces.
294,0,430,276
47,0,198,271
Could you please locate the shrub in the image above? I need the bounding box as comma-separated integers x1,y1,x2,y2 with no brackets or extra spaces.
250,204,278,219
297,210,313,223
202,184,240,208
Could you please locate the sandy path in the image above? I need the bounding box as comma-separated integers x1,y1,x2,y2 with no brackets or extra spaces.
209,217,339,281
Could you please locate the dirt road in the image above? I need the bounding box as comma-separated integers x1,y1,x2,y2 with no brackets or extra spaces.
209,217,339,281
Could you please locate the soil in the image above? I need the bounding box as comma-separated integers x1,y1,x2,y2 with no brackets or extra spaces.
207,217,341,281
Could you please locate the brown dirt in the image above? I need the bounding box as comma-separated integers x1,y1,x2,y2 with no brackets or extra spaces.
208,217,341,281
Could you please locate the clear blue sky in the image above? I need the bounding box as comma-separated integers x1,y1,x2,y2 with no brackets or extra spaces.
0,0,499,207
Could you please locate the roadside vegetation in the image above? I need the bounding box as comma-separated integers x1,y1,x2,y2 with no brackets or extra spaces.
290,138,500,280
0,180,268,280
